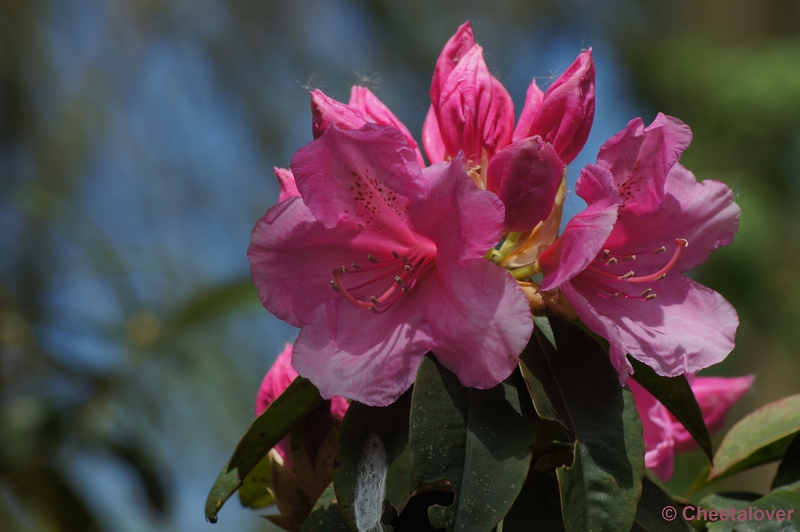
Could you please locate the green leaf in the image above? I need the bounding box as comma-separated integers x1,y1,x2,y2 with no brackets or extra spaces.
628,355,713,462
503,469,565,532
409,355,536,532
299,483,351,532
204,377,323,523
237,455,274,510
709,394,800,481
730,491,800,532
699,492,760,532
771,433,800,492
632,476,693,531
334,390,417,530
520,317,645,532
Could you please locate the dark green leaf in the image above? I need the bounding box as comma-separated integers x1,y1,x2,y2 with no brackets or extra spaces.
334,390,417,530
632,476,693,532
205,377,323,523
520,317,645,532
730,491,800,532
699,492,760,532
628,356,713,462
409,355,536,532
299,483,351,532
503,469,565,532
238,455,274,509
534,315,557,349
709,394,800,481
771,433,800,492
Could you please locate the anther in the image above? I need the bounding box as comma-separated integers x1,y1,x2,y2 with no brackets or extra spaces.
640,288,652,297
620,271,635,280
623,255,636,261
607,257,618,265
645,294,657,301
368,307,378,313
656,274,666,281
341,266,349,273
400,287,408,293
392,251,400,259
404,264,412,271
601,249,610,259
653,246,666,254
368,254,378,263
370,296,379,305
394,276,404,285
330,280,340,291
613,292,622,298
402,254,409,263
351,262,361,270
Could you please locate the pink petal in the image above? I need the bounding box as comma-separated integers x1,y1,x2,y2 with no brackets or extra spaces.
629,379,677,481
410,154,505,263
435,45,514,163
256,343,298,416
604,164,739,273
310,89,370,138
575,275,738,379
523,50,596,164
512,78,544,143
596,114,692,215
672,375,755,453
540,164,622,290
274,167,300,202
430,21,476,108
422,104,446,165
348,86,426,167
248,198,371,327
290,124,424,240
420,258,533,389
486,136,563,232
292,298,434,406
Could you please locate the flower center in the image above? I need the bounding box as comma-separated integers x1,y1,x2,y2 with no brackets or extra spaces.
329,244,436,313
579,239,688,301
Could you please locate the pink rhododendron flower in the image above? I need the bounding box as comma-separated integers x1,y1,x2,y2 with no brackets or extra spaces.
630,375,755,481
423,22,595,232
540,114,740,380
310,87,426,167
256,343,349,468
511,49,595,165
248,124,532,406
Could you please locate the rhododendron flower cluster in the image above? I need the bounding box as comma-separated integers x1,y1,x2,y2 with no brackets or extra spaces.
205,20,781,532
248,20,738,407
630,375,755,481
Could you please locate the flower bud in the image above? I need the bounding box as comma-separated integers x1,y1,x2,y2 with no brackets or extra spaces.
514,50,595,164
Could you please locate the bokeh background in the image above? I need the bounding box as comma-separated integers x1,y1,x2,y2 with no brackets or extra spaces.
2,0,799,530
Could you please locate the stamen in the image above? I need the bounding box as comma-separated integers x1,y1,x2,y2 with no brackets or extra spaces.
368,254,378,263
404,264,412,271
394,276,403,285
623,255,636,261
370,296,379,305
640,288,652,297
601,249,610,259
402,254,409,263
330,280,340,291
391,251,400,259
368,307,377,313
607,257,618,265
621,239,687,283
653,246,666,254
351,262,361,270
614,292,622,297
340,266,349,273
645,294,657,300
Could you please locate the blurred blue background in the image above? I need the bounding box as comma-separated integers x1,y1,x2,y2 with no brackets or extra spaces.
1,0,799,530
